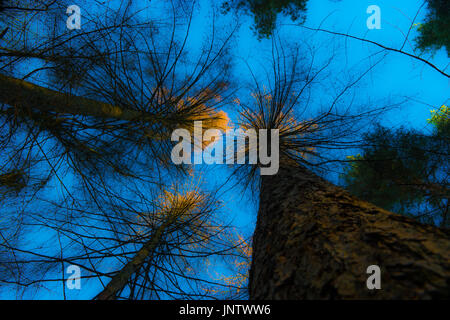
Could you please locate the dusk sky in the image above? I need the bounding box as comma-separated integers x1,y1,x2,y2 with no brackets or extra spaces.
190,0,449,259
0,0,448,300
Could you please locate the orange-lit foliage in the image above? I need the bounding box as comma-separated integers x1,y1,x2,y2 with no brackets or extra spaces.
239,91,318,160
202,232,252,298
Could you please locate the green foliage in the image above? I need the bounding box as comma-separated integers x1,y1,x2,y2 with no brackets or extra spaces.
342,108,449,226
428,105,449,136
415,0,450,56
221,0,308,38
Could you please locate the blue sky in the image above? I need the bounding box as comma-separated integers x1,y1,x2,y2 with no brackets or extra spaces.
191,0,449,234
176,0,449,300
1,0,448,299
218,0,448,127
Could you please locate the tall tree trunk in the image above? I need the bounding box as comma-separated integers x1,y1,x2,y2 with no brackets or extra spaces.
0,73,146,121
95,216,175,300
0,74,227,132
249,163,450,299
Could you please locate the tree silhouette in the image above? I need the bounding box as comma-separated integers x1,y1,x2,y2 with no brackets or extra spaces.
1,0,449,301
342,106,449,227
0,0,241,299
229,44,450,299
221,0,308,38
416,0,450,56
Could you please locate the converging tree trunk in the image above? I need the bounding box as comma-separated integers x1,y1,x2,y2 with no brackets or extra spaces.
249,163,450,299
0,74,148,121
95,219,172,300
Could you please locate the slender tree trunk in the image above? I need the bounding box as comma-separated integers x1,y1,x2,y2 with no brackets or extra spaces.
95,217,175,300
0,74,226,133
249,163,450,299
0,74,149,121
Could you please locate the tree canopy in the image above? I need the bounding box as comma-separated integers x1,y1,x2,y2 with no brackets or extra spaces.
342,106,449,226
416,0,450,56
0,0,449,301
221,0,308,38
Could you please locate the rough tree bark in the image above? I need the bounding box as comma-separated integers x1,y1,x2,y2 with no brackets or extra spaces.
249,163,450,299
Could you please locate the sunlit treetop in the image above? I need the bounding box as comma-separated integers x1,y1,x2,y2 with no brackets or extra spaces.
239,91,318,162
427,105,449,135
